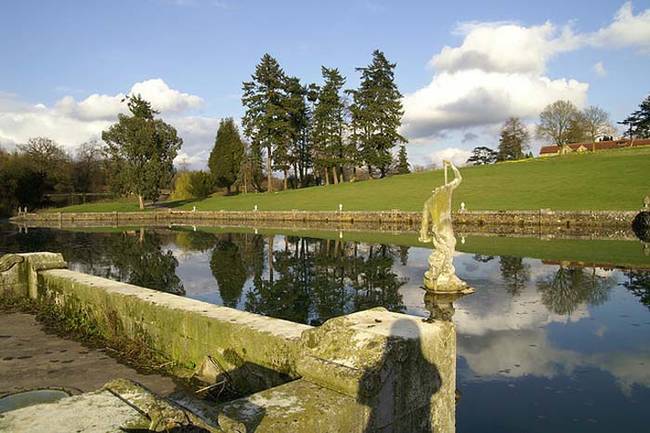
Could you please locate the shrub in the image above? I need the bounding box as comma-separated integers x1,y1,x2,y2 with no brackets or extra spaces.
188,171,214,199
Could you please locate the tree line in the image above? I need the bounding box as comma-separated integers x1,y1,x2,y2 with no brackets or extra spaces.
2,60,647,213
466,93,650,166
0,137,110,216
225,50,409,193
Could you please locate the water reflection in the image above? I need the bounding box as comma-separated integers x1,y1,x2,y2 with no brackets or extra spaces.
2,225,650,433
536,263,614,316
499,256,530,297
104,230,184,295
241,235,407,325
623,270,650,310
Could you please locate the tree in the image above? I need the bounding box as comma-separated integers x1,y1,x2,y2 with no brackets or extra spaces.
536,100,583,154
582,106,614,151
281,76,310,189
73,139,107,194
467,146,497,165
242,54,291,192
312,67,347,184
18,137,72,193
171,171,193,200
395,145,410,174
349,50,406,178
620,93,650,139
0,151,47,215
237,140,264,193
102,95,182,209
209,118,244,194
498,117,529,161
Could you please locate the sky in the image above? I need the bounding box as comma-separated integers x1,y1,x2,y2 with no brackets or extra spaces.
1,0,649,168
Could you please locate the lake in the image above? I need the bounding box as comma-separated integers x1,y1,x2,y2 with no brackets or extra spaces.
1,223,649,433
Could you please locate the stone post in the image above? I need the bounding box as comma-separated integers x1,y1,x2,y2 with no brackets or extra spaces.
0,252,67,299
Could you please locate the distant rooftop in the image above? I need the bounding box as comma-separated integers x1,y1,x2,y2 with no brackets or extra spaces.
539,138,650,155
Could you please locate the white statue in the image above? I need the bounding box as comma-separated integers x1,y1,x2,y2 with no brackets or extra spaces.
419,161,473,294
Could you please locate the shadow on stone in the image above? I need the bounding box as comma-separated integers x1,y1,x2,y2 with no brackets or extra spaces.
358,319,442,433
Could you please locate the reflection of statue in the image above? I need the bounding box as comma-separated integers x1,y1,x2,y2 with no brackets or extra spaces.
424,291,473,323
419,160,473,294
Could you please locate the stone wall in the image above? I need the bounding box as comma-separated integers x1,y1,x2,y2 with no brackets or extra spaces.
10,209,638,232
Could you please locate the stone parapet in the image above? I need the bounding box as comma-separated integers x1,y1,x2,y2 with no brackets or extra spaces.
11,209,637,231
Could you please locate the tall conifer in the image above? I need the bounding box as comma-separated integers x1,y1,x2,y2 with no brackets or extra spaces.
209,118,244,194
312,67,347,184
242,54,291,192
349,50,405,178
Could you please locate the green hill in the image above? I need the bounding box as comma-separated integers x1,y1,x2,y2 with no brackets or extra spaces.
54,147,650,213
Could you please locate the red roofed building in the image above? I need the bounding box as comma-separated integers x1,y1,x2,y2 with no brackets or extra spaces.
539,138,650,156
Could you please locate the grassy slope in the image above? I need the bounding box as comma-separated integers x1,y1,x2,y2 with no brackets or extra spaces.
54,147,650,213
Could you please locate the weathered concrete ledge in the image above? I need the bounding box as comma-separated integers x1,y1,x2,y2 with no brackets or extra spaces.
10,208,638,230
0,252,457,432
0,252,309,395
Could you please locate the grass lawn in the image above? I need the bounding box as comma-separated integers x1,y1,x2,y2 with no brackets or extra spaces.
52,147,650,213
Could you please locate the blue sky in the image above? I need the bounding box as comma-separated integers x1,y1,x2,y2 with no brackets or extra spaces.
1,0,649,166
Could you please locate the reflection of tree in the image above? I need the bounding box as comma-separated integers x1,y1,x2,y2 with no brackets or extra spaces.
622,271,650,310
500,256,530,297
352,245,406,313
102,231,184,295
537,266,613,315
398,246,409,266
245,236,311,324
174,230,216,252
210,235,247,307
244,238,406,325
473,254,495,263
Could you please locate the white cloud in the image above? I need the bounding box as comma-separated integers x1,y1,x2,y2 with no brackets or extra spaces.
431,21,580,74
54,79,204,121
589,2,650,51
0,79,213,168
402,2,649,142
402,70,588,140
593,61,607,77
429,147,472,168
171,116,220,168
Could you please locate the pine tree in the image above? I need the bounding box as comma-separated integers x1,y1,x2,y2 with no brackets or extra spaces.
621,93,650,139
312,67,347,184
498,117,529,161
349,50,406,178
242,54,291,192
209,118,244,194
283,76,310,189
102,95,182,209
395,145,410,174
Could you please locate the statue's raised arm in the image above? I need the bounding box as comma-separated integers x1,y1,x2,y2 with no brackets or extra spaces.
445,160,462,188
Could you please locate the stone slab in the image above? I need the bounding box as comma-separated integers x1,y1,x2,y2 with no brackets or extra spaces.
217,379,367,433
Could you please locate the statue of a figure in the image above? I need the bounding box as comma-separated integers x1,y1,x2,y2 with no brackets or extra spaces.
419,160,474,293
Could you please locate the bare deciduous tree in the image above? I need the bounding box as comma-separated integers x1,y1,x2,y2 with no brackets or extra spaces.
582,106,615,151
536,100,582,155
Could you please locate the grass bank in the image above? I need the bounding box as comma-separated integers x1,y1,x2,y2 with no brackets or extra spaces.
53,147,650,213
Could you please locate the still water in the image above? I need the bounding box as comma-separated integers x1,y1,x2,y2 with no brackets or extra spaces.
1,224,649,432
